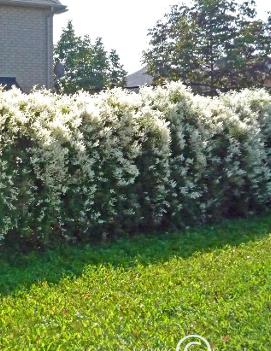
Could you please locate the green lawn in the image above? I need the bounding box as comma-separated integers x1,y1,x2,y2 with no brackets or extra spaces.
0,214,271,351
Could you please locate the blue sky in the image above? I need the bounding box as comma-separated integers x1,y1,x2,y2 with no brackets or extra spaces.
54,0,270,74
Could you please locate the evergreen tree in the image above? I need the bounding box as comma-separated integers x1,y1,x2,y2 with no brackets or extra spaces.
91,38,110,90
54,21,82,93
107,50,127,88
55,21,127,93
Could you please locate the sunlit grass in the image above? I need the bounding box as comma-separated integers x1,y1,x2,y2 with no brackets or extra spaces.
0,213,271,350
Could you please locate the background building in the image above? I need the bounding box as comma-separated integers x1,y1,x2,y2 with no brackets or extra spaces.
0,0,67,92
126,67,153,90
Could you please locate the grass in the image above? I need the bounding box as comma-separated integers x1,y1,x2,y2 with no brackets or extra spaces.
0,214,271,350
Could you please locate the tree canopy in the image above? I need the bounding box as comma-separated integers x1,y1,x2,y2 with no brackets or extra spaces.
55,21,127,94
144,0,271,95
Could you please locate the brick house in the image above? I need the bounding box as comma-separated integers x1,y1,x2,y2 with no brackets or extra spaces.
0,0,67,92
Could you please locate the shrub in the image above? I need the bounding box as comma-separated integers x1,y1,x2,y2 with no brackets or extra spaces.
0,84,270,246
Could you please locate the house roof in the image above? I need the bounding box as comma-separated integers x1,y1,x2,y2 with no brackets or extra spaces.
0,0,67,13
126,67,153,88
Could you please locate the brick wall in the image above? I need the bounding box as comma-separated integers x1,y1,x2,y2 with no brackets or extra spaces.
0,5,53,92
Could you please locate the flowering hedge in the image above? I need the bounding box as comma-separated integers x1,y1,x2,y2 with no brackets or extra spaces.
0,83,270,246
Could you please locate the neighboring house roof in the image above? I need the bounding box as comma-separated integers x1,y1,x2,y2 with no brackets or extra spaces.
0,77,21,90
0,0,67,13
127,60,271,90
126,67,153,88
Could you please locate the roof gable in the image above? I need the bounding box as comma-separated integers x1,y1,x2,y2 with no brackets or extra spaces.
126,67,153,88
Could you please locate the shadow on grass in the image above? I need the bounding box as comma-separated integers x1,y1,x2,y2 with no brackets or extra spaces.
0,212,271,297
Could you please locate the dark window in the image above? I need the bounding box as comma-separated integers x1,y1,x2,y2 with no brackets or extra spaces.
0,77,21,90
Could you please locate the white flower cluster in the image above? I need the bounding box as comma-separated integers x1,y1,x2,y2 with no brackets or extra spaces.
0,83,270,245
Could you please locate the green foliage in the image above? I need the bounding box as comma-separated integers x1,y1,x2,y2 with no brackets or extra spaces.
55,21,127,93
1,83,271,246
0,214,271,350
107,49,127,89
144,0,271,94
